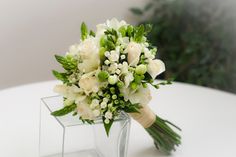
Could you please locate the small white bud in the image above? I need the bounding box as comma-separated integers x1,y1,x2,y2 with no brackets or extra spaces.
121,55,126,60
105,111,113,119
103,98,109,103
104,118,110,124
100,102,107,108
98,91,103,96
108,75,118,85
115,69,121,74
105,60,110,65
105,51,110,57
91,99,99,106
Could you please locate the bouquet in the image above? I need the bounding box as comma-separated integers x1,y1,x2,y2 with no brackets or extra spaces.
52,18,181,154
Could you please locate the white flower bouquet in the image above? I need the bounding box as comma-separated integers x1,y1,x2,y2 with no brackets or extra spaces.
52,18,181,154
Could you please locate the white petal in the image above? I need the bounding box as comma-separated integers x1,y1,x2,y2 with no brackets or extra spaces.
147,59,165,79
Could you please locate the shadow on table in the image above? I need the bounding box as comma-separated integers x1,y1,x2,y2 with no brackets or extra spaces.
132,146,168,157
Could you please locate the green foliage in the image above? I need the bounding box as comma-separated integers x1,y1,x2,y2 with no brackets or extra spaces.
51,103,77,116
81,22,88,40
89,30,95,37
122,102,141,113
103,117,113,136
146,115,181,154
55,55,77,71
52,70,69,84
131,0,236,93
134,24,145,42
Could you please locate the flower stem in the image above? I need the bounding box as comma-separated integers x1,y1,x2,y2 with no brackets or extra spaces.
145,115,181,154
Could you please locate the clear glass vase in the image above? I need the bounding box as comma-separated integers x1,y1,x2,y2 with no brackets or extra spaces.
39,95,131,157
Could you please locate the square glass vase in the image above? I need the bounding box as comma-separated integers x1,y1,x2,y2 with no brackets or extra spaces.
39,95,131,157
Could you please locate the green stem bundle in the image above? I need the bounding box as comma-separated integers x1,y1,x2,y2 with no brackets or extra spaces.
145,115,181,154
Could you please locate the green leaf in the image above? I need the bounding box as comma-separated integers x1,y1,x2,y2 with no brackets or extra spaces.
52,70,69,83
51,103,77,116
130,8,143,15
54,55,77,71
103,117,114,136
145,24,153,34
81,22,88,40
123,102,142,113
118,26,126,37
144,3,153,11
127,25,134,37
99,47,106,63
134,24,145,42
89,30,95,37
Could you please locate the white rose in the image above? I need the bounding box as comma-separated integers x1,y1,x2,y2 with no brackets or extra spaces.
121,86,152,105
79,73,99,95
147,59,165,79
77,100,94,120
127,42,142,66
77,38,100,73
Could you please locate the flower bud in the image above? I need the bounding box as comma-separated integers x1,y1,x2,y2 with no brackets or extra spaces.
108,75,118,85
98,71,109,81
130,82,138,90
135,64,147,75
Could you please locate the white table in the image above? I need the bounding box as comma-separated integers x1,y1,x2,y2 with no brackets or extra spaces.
0,80,236,157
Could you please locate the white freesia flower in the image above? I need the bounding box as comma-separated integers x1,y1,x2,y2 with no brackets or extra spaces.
96,24,107,37
120,61,129,74
77,37,100,73
67,44,80,56
121,86,152,105
144,48,155,59
108,50,120,62
108,63,118,73
77,99,94,120
106,18,127,30
124,72,134,87
96,18,127,37
54,84,86,103
118,37,129,47
127,42,142,66
147,59,165,79
79,72,100,95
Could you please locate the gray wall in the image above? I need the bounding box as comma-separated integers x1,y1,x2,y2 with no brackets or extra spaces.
0,0,147,89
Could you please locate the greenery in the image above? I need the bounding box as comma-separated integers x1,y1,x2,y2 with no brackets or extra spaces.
146,115,181,154
131,0,236,93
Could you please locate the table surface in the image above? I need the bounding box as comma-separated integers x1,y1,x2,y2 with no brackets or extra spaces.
0,80,236,157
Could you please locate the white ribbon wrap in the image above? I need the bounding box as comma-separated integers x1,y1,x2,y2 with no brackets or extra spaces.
129,105,156,128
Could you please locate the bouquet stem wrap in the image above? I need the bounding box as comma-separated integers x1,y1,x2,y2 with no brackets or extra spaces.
130,105,181,154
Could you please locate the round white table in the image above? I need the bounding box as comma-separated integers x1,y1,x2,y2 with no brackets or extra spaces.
0,80,236,157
